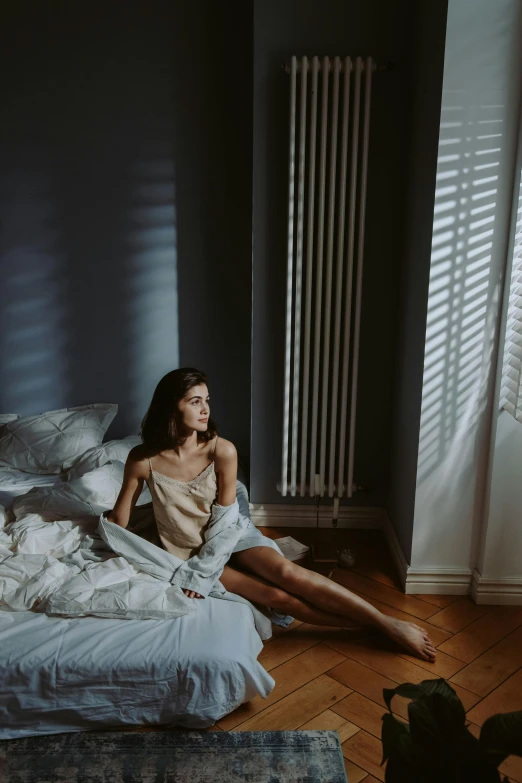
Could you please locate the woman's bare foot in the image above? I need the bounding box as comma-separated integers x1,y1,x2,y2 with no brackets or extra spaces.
379,616,437,662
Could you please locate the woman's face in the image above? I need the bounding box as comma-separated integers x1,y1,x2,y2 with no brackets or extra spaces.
177,384,210,432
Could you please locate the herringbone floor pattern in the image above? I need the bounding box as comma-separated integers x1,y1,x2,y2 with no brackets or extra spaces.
133,527,522,781
209,527,522,783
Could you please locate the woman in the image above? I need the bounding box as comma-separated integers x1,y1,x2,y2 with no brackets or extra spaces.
108,368,437,663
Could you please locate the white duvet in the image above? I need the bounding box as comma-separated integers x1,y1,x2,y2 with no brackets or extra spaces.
0,462,279,639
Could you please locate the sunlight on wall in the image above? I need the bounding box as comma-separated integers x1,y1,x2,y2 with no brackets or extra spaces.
0,174,70,413
410,0,522,572
125,159,179,430
417,93,502,486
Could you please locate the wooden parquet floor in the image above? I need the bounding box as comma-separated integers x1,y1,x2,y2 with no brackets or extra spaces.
207,527,522,783
133,527,522,781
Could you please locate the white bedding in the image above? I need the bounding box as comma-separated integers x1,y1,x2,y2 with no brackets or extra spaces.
0,598,274,739
0,469,63,513
0,443,277,739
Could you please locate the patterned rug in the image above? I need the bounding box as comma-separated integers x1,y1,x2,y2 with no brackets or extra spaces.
1,730,348,782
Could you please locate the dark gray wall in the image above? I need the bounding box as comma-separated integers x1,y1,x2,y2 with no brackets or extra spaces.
387,1,449,561
251,0,420,506
0,1,252,461
172,3,253,463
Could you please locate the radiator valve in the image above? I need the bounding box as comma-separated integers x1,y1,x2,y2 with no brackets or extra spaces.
337,548,356,568
332,497,356,569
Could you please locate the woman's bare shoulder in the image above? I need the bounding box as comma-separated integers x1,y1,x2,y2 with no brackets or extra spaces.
214,436,237,462
126,444,151,478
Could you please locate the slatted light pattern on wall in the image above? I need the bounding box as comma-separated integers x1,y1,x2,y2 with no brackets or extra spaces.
279,55,374,499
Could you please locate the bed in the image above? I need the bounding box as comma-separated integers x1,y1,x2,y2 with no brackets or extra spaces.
0,589,274,739
0,405,277,740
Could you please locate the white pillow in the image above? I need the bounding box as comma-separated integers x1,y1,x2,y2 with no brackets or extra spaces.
65,435,142,480
11,461,151,522
0,404,118,474
0,414,19,425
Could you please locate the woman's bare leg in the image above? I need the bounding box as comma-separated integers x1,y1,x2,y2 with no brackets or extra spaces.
219,564,363,629
230,549,437,663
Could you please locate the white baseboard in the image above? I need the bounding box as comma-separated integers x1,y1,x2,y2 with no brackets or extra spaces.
248,503,385,529
381,511,473,594
403,569,473,595
250,504,522,603
471,569,522,605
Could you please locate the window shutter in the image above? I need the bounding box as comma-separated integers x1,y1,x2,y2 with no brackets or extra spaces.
500,176,522,421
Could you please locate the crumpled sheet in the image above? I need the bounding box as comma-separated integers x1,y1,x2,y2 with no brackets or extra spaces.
0,476,293,641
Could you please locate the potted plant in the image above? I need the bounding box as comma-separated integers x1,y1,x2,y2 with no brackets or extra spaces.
381,677,522,782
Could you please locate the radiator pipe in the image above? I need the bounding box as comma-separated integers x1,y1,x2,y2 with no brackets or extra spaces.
281,55,297,497
283,59,393,74
347,56,373,498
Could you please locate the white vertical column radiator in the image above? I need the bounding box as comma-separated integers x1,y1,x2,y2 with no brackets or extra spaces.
279,55,378,500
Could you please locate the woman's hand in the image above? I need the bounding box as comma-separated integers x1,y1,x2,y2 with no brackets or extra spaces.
182,588,203,599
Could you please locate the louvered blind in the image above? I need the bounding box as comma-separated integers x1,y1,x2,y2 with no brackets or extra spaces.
500,174,522,421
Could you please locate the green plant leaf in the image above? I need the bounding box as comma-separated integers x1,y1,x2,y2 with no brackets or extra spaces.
385,751,424,783
381,680,504,783
480,710,522,762
408,691,467,749
381,712,411,765
407,693,451,749
383,678,464,719
382,712,423,782
454,725,503,783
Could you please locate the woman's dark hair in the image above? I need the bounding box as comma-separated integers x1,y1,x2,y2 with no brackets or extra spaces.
140,367,218,451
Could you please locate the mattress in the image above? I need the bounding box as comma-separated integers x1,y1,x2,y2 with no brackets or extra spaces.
0,592,274,739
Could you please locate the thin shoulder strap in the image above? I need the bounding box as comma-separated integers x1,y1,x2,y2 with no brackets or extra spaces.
148,456,153,474
212,435,218,459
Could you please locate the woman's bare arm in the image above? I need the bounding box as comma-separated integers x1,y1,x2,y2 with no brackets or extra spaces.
106,447,147,528
214,438,238,507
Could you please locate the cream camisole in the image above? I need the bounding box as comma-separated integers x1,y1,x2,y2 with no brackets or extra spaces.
146,435,219,561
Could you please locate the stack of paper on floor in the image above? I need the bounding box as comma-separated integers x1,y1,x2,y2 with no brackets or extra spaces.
273,536,309,561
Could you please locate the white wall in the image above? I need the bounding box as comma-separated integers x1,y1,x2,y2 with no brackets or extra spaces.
481,411,522,579
475,135,522,597
410,0,522,575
